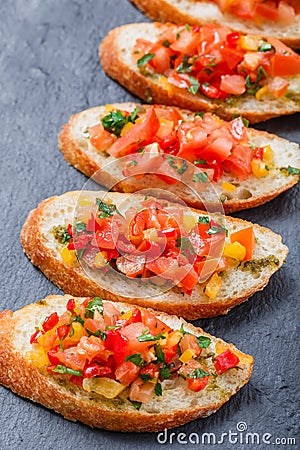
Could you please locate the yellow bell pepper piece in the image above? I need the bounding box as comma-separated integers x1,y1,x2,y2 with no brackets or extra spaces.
179,348,196,363
83,377,126,398
25,347,49,368
183,214,197,233
67,322,86,343
255,85,269,100
239,35,261,51
262,145,274,164
94,252,107,268
120,121,134,137
59,246,77,267
119,310,133,320
163,330,182,348
78,194,93,206
251,160,269,178
223,241,246,261
204,273,222,299
221,181,236,193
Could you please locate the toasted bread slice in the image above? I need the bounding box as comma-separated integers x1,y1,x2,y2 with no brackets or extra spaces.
130,0,300,49
20,191,288,320
0,294,253,431
58,102,300,213
99,22,300,123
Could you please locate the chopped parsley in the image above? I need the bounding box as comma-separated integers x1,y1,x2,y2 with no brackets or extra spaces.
176,55,193,74
176,236,195,255
187,76,200,95
86,328,107,341
166,155,188,175
154,381,163,396
51,225,72,244
198,215,209,224
159,366,172,380
74,222,86,233
258,42,275,53
101,108,138,137
193,172,209,183
196,336,211,348
137,53,155,67
96,198,118,218
53,365,82,377
155,343,165,364
137,331,165,342
85,297,103,318
207,224,227,235
188,368,210,379
125,353,144,367
130,400,142,410
287,166,300,175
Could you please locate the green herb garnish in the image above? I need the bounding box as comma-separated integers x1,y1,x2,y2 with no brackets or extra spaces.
198,215,209,224
96,198,117,218
85,296,103,318
176,236,195,255
196,336,211,348
125,353,144,367
130,400,142,410
53,365,82,377
137,53,155,67
154,381,163,396
101,109,138,137
187,76,200,95
155,343,165,364
166,155,188,175
193,172,209,183
159,366,172,380
188,368,210,379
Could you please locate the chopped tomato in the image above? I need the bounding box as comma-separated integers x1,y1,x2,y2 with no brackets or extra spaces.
220,75,246,95
84,363,113,379
215,349,240,374
56,347,86,371
129,378,155,403
142,309,171,335
121,322,155,354
222,145,252,180
170,29,200,53
107,107,160,157
227,0,255,19
187,377,210,392
150,45,173,74
95,219,119,250
267,76,289,98
179,360,210,392
105,330,128,364
278,1,295,24
255,1,279,21
130,209,149,238
42,312,59,332
103,302,120,327
140,363,159,379
220,47,244,70
77,336,106,362
230,226,254,261
179,333,202,356
271,51,300,77
116,255,145,278
115,361,140,386
89,123,117,152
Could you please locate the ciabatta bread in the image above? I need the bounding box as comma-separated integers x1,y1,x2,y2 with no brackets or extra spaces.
130,0,300,49
20,191,288,320
0,294,253,431
58,102,300,213
100,22,300,123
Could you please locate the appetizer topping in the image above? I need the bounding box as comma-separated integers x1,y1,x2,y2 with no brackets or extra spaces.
52,196,255,297
207,0,299,25
133,24,300,100
86,105,279,183
27,298,242,406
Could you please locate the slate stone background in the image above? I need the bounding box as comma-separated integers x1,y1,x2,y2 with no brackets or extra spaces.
0,0,299,449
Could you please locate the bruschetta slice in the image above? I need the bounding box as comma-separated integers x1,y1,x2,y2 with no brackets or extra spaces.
0,294,253,431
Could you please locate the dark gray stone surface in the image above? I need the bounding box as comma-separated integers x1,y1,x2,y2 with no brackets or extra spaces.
0,0,299,449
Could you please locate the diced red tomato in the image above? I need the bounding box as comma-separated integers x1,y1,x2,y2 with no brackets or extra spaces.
56,347,86,371
105,330,128,364
56,325,70,340
95,218,119,250
103,302,120,327
42,312,59,332
107,107,160,157
179,333,202,357
47,349,61,366
200,83,223,99
30,329,44,344
253,147,264,160
255,1,279,21
66,298,76,313
115,361,140,386
220,47,244,70
271,51,300,77
215,349,240,374
140,363,159,379
142,309,171,335
149,45,173,74
121,322,155,354
222,144,252,180
170,29,200,53
278,1,296,23
84,363,113,379
116,255,145,278
220,75,246,95
129,378,155,403
267,76,289,98
77,336,106,362
89,123,117,152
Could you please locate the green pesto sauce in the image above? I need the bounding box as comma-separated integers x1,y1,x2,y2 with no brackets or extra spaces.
241,255,280,274
51,225,68,244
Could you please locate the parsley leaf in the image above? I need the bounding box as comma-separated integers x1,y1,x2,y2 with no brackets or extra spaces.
159,366,172,380
180,324,190,335
85,297,103,318
198,215,209,224
258,42,275,52
74,222,86,233
176,237,195,255
137,53,155,67
96,198,117,218
196,336,211,349
155,343,165,364
188,368,210,379
137,332,165,342
130,400,142,410
86,328,107,341
176,55,193,74
288,165,300,175
53,365,82,377
207,225,227,235
154,381,163,396
125,353,144,367
166,155,188,175
101,109,138,137
193,172,209,183
187,76,200,95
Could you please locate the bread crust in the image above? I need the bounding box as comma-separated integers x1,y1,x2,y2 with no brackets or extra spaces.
58,104,300,214
130,0,300,49
99,23,300,124
0,295,253,431
20,191,288,320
